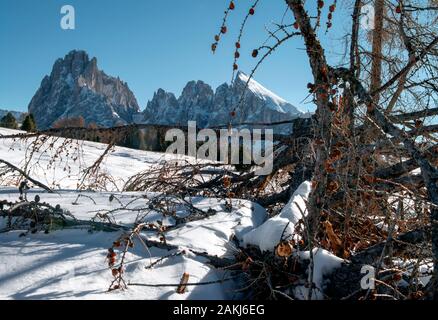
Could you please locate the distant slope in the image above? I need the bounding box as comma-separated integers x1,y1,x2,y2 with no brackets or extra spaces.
0,128,183,190
0,109,25,122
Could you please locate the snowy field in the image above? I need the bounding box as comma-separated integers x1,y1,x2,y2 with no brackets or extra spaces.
0,188,266,299
0,127,185,191
0,128,342,300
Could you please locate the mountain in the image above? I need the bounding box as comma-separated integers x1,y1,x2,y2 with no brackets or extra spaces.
27,51,305,132
142,71,305,132
0,109,26,122
28,50,140,129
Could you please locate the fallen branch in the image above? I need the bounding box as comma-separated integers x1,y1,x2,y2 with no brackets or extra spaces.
0,159,53,193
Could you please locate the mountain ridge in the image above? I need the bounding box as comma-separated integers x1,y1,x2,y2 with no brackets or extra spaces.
27,50,306,132
142,71,305,132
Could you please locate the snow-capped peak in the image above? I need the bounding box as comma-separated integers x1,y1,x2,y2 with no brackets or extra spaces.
143,71,305,133
235,71,302,115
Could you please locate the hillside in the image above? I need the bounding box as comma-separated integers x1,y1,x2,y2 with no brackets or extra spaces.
0,128,342,300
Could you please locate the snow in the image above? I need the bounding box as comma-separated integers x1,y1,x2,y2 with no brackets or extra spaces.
237,72,302,115
0,128,270,299
0,128,341,300
64,73,74,88
242,216,293,252
279,181,311,224
242,181,311,252
165,198,266,257
0,188,266,300
0,128,190,191
294,248,344,300
393,258,433,287
240,182,343,299
0,228,227,300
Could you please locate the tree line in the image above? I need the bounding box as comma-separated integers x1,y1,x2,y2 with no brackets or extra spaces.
0,112,36,132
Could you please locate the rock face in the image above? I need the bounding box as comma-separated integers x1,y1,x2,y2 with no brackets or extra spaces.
28,50,140,129
142,71,305,132
28,51,305,133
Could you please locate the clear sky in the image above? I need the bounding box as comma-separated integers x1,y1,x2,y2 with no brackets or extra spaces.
0,0,352,113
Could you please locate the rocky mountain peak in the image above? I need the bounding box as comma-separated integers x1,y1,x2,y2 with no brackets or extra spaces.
148,89,178,110
142,72,305,133
180,80,213,96
28,50,140,129
27,51,305,133
178,81,214,111
234,70,248,83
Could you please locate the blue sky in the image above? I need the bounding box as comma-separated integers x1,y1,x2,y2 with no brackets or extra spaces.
0,0,352,113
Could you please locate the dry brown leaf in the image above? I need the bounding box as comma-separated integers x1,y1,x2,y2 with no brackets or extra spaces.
324,160,336,173
223,176,231,188
176,272,190,294
329,149,342,161
363,174,376,184
276,242,294,258
327,180,340,193
323,220,342,254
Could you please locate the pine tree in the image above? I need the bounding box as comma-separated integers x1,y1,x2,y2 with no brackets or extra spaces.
30,114,36,128
21,114,36,132
0,112,18,129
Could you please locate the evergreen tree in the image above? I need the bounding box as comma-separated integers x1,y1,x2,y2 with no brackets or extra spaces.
0,112,18,129
30,114,36,127
21,114,37,132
